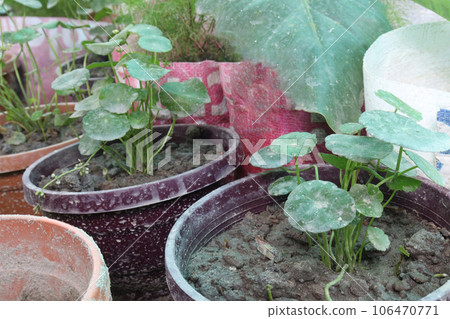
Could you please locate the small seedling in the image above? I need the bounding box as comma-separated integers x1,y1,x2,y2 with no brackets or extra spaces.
266,284,273,301
394,246,410,276
433,273,448,278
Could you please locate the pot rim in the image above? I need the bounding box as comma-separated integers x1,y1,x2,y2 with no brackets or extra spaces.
23,124,243,214
0,214,109,300
0,103,78,174
165,165,450,301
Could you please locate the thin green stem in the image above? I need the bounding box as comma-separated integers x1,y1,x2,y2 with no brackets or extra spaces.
25,42,47,105
383,190,397,209
325,264,348,301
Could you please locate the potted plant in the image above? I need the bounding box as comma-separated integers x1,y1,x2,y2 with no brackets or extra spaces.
0,10,95,214
22,23,244,300
0,214,111,300
165,91,450,301
99,0,240,129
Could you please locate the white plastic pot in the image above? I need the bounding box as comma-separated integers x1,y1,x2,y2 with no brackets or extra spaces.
363,21,450,185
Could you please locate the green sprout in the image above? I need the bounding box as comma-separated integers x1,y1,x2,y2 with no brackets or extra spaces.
266,284,273,301
394,246,410,276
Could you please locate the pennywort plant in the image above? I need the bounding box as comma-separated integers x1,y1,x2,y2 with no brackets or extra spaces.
52,23,210,176
250,90,450,273
0,5,90,145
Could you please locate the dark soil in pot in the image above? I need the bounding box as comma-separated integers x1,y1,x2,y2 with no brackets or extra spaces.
164,167,450,301
0,120,82,156
23,124,243,300
39,127,216,191
187,204,449,301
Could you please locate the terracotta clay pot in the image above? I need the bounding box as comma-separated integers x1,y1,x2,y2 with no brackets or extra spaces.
165,165,450,301
0,103,78,215
23,124,244,300
0,215,111,300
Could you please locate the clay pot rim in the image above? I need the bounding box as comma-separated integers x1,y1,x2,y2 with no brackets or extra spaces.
0,214,107,301
23,124,243,214
0,103,79,174
165,165,450,301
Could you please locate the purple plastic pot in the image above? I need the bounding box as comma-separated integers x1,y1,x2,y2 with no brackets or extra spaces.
23,124,244,300
165,164,450,301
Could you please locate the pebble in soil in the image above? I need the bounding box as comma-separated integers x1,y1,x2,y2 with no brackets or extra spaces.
187,205,449,301
39,126,219,191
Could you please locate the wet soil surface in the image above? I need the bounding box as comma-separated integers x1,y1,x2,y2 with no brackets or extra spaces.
187,205,450,301
0,121,82,155
40,126,218,192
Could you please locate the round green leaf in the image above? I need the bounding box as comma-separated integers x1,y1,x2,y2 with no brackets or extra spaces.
138,35,172,53
360,110,450,153
325,134,393,163
75,92,100,112
367,226,390,252
268,176,304,196
159,78,210,118
13,0,42,9
51,68,90,91
79,135,102,156
349,184,383,218
405,150,445,186
387,174,422,193
89,25,116,38
7,131,26,145
99,83,138,114
380,150,417,177
83,109,130,141
319,153,349,170
85,41,118,56
129,111,149,129
284,180,356,233
249,146,293,169
3,28,41,44
270,132,317,157
91,78,114,93
30,110,43,121
129,24,163,37
375,90,422,121
126,57,170,82
339,122,364,135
